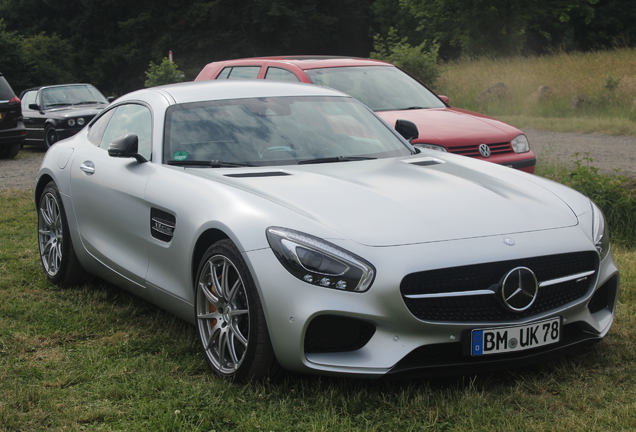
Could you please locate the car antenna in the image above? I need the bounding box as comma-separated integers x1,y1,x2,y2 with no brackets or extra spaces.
240,24,258,56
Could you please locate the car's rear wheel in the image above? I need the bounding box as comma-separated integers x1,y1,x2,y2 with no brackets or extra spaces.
37,181,89,286
194,239,280,381
44,126,58,149
0,143,20,159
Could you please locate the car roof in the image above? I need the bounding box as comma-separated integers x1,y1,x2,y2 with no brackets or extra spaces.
217,56,392,70
20,83,96,94
118,79,352,105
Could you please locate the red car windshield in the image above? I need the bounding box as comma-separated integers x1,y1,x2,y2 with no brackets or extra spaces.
305,66,445,112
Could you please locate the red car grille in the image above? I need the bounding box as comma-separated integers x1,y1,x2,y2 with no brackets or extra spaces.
450,142,511,157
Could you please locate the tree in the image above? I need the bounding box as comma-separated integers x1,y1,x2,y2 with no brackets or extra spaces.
144,58,185,87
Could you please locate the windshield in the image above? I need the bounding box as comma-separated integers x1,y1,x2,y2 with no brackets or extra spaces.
41,84,108,109
164,96,412,166
305,66,445,112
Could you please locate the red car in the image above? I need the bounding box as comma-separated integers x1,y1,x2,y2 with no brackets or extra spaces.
196,56,536,173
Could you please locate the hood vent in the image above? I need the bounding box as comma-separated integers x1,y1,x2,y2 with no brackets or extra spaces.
405,157,446,167
225,171,291,178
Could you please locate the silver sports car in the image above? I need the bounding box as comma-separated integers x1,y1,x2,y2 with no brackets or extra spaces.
35,80,619,381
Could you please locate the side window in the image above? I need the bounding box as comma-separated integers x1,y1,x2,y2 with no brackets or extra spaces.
264,67,300,82
87,109,116,146
216,66,260,80
99,104,152,160
21,91,37,111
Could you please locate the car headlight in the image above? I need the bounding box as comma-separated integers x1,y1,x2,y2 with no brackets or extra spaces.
511,134,530,153
77,117,85,126
67,119,76,127
414,143,448,152
266,227,375,292
591,202,610,259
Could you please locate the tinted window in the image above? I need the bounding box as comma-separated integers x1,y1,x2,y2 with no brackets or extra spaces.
217,66,260,80
100,104,152,159
0,76,16,101
305,66,445,111
264,67,300,82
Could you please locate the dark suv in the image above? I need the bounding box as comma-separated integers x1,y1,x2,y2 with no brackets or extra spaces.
0,73,26,159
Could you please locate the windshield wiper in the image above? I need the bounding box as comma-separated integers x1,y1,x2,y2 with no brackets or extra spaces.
399,106,428,110
298,156,376,165
167,160,253,168
73,100,104,105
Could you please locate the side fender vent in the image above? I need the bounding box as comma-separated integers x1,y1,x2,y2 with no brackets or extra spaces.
151,208,176,242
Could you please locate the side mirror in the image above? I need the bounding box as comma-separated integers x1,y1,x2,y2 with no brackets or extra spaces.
395,119,419,142
107,96,115,103
438,95,450,105
28,103,40,111
108,133,147,163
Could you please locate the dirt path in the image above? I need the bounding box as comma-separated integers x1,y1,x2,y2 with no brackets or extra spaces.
524,129,636,178
1,131,635,190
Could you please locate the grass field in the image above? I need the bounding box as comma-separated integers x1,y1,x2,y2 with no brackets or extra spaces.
436,48,636,135
1,185,635,430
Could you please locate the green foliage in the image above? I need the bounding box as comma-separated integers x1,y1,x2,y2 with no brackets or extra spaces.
144,58,185,88
0,19,29,91
370,28,440,87
550,153,636,248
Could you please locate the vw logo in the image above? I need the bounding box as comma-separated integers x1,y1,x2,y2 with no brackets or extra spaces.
500,267,538,312
479,143,491,158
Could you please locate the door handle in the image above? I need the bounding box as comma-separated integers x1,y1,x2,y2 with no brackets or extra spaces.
80,161,95,175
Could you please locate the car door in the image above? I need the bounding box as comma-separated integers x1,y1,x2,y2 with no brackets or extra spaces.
20,89,45,143
70,103,155,287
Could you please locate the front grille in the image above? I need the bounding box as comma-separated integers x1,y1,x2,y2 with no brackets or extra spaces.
400,252,598,322
450,142,511,157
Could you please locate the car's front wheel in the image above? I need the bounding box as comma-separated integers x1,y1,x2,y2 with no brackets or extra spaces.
44,126,58,149
37,181,89,286
194,239,280,381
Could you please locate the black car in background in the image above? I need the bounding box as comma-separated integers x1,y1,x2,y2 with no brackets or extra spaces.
0,73,26,159
20,84,112,148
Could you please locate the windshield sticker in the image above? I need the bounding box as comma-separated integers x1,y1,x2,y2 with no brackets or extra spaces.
173,151,188,161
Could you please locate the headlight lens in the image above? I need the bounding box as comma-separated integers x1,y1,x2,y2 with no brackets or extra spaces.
591,202,610,259
67,119,76,127
414,143,448,152
77,117,85,126
266,227,375,292
511,134,530,153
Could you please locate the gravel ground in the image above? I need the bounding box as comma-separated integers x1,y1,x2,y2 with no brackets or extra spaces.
1,130,634,190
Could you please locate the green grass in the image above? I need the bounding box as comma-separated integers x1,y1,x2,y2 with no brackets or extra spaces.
1,183,636,431
436,48,636,135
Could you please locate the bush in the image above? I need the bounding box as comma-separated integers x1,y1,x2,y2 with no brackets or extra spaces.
549,153,636,248
370,27,440,87
144,57,185,87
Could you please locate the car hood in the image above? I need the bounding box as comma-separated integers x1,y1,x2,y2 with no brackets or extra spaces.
46,104,106,117
192,155,585,247
376,107,521,145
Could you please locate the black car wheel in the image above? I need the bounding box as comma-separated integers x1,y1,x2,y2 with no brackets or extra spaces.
194,239,280,381
0,143,20,159
37,181,89,286
44,126,58,149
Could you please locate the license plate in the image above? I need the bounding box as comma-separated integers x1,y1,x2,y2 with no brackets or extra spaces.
471,317,560,356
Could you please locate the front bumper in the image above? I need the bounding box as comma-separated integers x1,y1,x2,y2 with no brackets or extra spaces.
245,226,619,378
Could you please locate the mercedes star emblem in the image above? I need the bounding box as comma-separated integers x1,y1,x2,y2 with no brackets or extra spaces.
500,267,538,312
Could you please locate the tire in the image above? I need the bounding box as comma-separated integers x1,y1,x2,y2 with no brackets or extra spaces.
0,143,20,159
37,181,89,286
44,126,58,149
194,239,280,381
